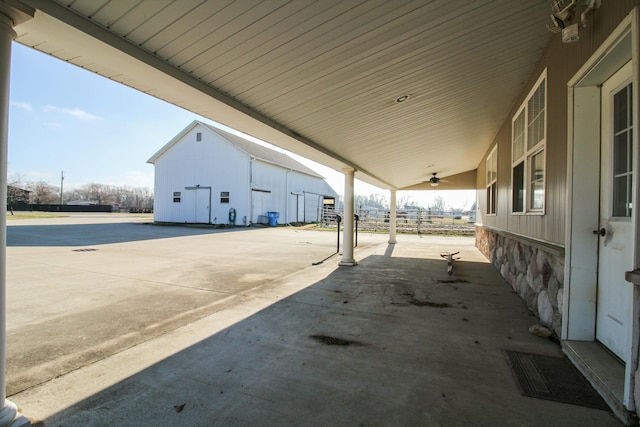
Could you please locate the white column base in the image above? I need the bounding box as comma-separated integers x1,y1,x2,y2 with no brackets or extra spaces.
339,259,358,267
0,400,30,427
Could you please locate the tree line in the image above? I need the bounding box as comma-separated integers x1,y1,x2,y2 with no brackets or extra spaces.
351,193,448,212
8,174,153,210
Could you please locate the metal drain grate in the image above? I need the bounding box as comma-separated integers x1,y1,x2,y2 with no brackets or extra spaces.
504,350,610,411
72,248,98,252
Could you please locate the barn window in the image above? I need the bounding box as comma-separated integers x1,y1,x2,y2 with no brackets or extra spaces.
196,132,202,141
512,70,546,214
220,191,230,203
486,145,497,215
173,192,181,203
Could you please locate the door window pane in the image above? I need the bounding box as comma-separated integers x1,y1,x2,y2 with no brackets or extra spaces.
614,133,629,175
613,176,629,217
614,86,629,133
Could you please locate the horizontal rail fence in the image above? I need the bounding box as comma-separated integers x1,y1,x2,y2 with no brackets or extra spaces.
322,207,475,235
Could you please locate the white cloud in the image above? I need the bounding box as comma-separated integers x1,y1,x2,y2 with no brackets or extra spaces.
100,170,154,188
10,101,33,111
43,105,102,121
123,170,154,188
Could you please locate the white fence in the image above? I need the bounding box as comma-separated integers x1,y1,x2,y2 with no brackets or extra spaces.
320,207,475,235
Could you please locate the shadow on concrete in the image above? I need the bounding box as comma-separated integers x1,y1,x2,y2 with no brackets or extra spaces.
27,252,620,426
7,223,256,247
384,243,395,257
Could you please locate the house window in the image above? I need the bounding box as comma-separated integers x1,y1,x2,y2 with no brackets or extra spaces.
220,191,230,203
173,192,181,203
486,145,497,215
196,132,202,142
512,70,546,213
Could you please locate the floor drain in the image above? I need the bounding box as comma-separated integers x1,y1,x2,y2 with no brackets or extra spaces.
72,248,98,252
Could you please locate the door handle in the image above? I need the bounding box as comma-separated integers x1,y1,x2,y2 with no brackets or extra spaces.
593,228,606,237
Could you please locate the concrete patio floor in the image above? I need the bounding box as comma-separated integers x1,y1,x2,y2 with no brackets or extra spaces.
7,216,621,426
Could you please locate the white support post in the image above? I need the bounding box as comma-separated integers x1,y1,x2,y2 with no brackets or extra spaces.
389,189,397,244
339,167,357,266
0,7,31,426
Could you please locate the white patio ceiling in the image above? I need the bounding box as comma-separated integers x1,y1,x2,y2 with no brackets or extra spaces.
12,0,552,190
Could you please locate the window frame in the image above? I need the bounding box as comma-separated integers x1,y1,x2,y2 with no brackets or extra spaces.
511,70,547,215
220,191,230,204
173,191,181,203
486,145,497,215
611,82,633,218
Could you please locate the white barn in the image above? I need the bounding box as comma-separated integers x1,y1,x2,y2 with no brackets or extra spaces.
147,121,337,226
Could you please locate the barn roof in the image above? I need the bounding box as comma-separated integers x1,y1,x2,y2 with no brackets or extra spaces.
148,120,324,179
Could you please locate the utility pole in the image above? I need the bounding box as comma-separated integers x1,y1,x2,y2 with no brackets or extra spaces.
60,171,64,204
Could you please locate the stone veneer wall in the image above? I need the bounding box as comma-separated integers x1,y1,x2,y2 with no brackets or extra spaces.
476,226,565,335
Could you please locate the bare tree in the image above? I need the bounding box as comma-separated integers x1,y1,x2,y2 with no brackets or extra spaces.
28,180,60,204
430,195,446,212
63,184,153,209
84,183,116,205
8,172,154,210
7,173,29,212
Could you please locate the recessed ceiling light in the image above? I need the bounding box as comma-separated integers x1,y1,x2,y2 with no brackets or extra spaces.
395,94,411,104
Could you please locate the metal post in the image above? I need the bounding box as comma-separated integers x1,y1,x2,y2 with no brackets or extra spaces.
336,214,341,253
60,170,64,204
354,214,358,247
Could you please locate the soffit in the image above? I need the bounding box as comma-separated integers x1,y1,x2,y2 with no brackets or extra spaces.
13,0,553,189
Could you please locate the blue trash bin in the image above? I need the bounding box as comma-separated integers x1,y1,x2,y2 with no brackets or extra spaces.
267,212,280,226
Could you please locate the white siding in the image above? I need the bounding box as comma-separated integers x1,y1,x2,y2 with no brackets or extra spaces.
152,122,336,225
251,162,335,224
153,126,250,224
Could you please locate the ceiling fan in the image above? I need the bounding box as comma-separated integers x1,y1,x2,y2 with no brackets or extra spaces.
427,173,448,187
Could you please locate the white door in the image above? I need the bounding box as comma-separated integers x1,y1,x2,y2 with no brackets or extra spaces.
596,61,634,362
251,190,271,223
194,188,210,223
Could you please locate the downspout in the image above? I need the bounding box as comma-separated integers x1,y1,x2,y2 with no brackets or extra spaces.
249,158,254,225
285,168,291,225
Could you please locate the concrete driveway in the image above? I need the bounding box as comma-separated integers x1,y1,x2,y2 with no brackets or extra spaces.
7,214,384,396
6,214,621,426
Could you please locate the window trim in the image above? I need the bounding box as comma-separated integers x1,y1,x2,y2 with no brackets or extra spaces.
486,145,497,216
511,69,547,215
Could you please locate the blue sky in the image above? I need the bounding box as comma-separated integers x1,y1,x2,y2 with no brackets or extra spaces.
9,42,201,190
8,42,474,209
